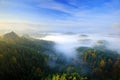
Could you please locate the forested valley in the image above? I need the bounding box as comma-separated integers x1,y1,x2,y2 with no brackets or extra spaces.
0,32,119,80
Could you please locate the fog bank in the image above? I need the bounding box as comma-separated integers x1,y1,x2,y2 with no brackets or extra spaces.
35,33,120,59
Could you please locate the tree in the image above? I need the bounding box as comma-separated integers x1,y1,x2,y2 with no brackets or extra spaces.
100,59,105,68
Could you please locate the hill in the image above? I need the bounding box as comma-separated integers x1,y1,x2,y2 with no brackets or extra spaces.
0,32,53,79
77,47,120,80
3,31,20,42
4,31,19,39
0,32,86,80
0,32,119,80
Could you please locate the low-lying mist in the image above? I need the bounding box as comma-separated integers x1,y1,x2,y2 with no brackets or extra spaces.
35,33,120,59
1,32,119,79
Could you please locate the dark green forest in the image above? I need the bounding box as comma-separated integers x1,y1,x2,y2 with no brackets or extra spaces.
77,47,120,80
0,32,119,80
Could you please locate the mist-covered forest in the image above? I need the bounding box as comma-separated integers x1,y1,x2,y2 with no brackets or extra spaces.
0,32,119,80
1,0,120,79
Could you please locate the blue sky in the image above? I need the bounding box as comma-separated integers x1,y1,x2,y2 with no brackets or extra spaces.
0,0,120,33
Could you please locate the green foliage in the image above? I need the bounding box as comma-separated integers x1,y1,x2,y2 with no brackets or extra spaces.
77,47,120,80
0,32,119,80
0,32,54,80
45,73,87,80
0,32,87,80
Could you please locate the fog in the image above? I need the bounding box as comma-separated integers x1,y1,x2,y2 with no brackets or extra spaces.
35,33,120,59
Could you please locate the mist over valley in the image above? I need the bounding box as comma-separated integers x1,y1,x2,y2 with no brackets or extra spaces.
0,0,120,79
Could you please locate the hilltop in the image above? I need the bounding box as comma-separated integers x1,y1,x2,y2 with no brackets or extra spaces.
3,31,20,41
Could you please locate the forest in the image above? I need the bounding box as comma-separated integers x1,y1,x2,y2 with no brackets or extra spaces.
0,32,119,80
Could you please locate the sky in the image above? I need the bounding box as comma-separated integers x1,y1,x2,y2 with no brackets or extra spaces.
0,0,120,33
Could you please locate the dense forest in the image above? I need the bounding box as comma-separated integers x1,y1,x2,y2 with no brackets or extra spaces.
0,32,119,80
77,47,120,80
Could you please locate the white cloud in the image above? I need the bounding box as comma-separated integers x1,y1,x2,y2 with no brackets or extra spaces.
37,0,76,14
0,0,120,33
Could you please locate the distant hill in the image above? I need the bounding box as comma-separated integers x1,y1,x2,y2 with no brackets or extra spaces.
3,31,20,41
